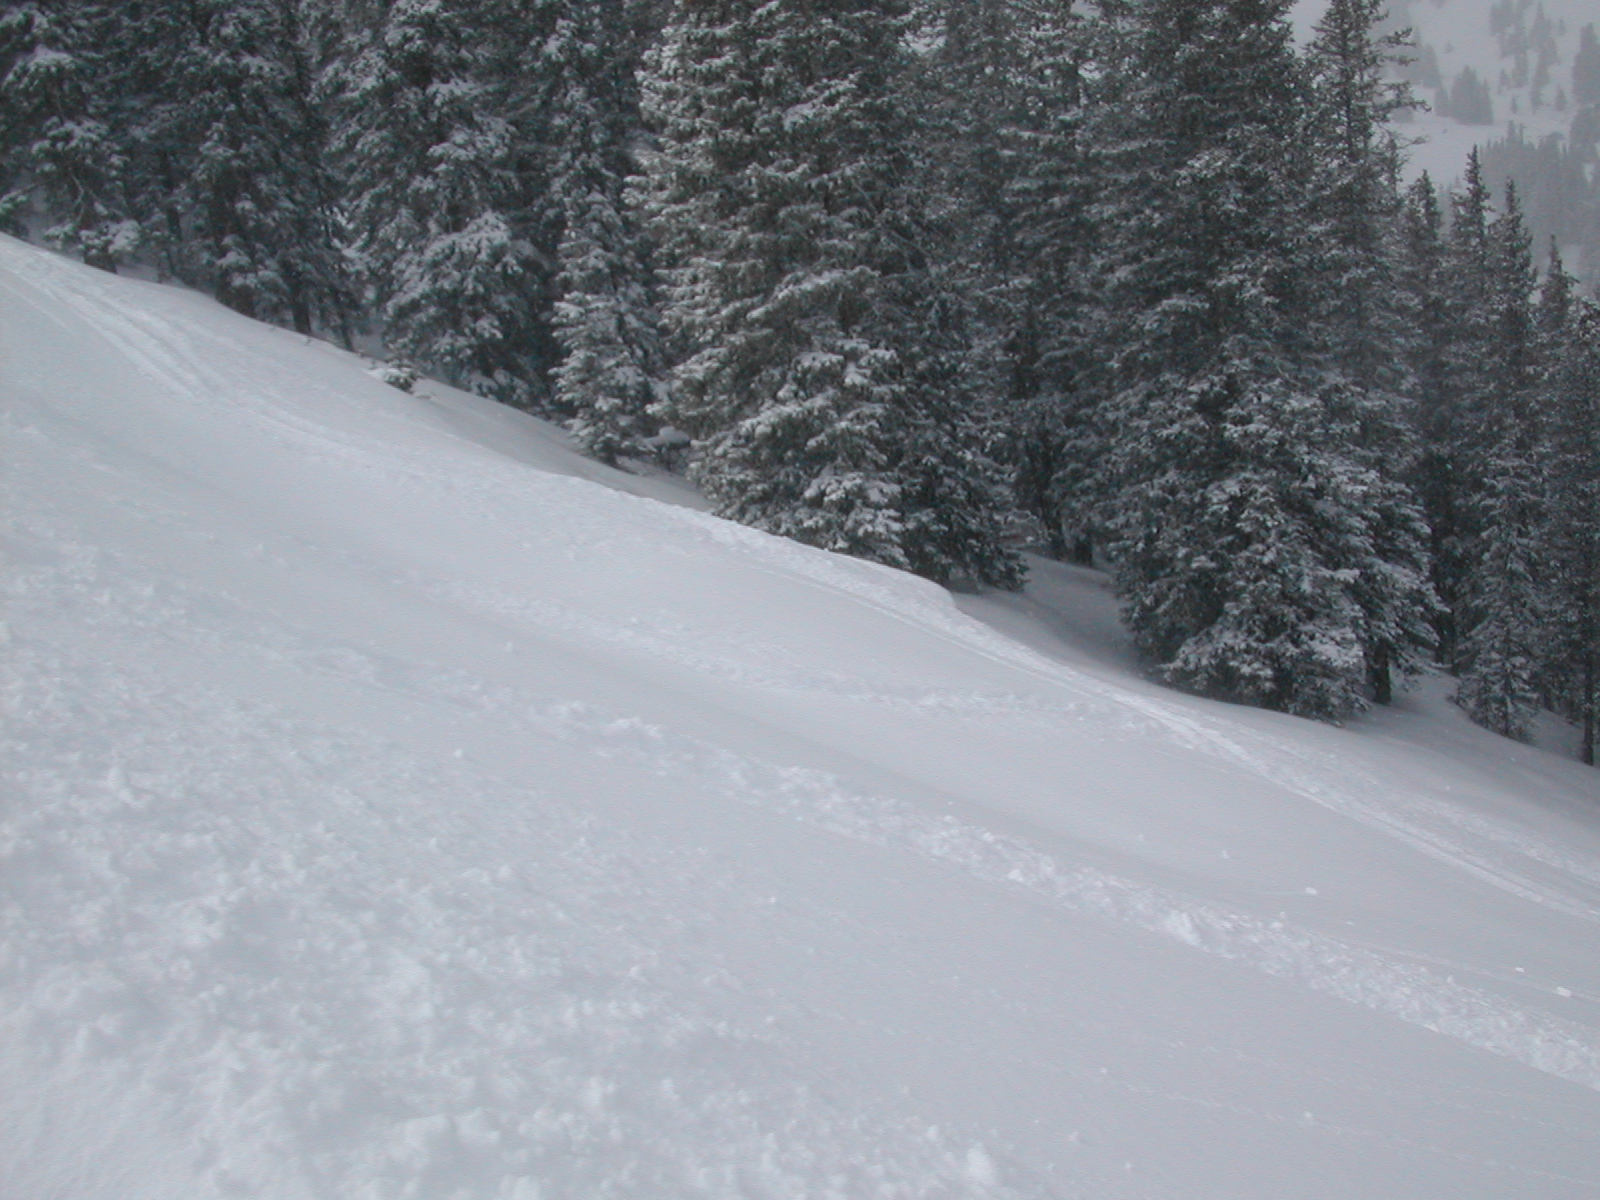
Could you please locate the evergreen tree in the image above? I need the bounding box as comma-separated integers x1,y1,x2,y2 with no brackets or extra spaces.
1001,1,1102,563
1415,150,1499,664
1455,183,1546,739
903,0,1096,564
1540,287,1600,764
1398,172,1460,656
331,0,558,405
1303,0,1413,392
640,0,1020,587
548,0,666,464
1534,238,1573,349
0,0,135,268
555,183,666,464
1091,0,1412,719
124,0,352,333
1574,23,1600,108
1302,0,1437,702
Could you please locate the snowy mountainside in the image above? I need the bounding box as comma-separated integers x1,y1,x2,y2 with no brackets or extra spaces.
1297,0,1594,180
3,236,1600,1198
1296,0,1600,282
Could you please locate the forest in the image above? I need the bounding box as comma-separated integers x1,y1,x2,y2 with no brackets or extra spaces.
1,0,1596,757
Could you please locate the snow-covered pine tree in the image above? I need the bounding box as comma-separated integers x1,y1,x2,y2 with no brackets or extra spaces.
1091,0,1408,720
0,0,136,268
1454,182,1546,740
555,183,666,464
1410,150,1500,667
331,0,557,405
1539,281,1599,764
996,0,1103,563
907,0,1041,546
1440,149,1497,475
120,0,352,335
547,0,666,465
1398,171,1464,659
1302,0,1437,703
887,264,1025,589
1303,0,1412,393
1534,238,1574,350
639,0,1020,587
900,0,1095,565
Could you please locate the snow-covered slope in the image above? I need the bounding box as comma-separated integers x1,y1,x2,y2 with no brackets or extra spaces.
1296,0,1596,185
4,236,1600,1199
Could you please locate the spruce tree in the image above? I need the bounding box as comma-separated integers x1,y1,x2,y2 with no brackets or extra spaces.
1001,1,1101,563
1414,150,1499,666
548,0,666,464
123,0,352,334
1534,239,1574,349
1303,0,1437,703
1540,291,1600,764
1398,172,1461,658
1091,0,1411,720
331,0,558,405
1454,183,1546,739
902,0,1097,566
639,0,1020,587
555,183,666,464
0,0,135,268
1303,0,1413,394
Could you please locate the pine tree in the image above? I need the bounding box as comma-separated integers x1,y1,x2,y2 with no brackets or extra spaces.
1534,238,1573,349
1302,0,1437,703
904,0,1095,565
0,0,135,268
1414,150,1499,665
1574,23,1600,108
331,0,558,405
122,0,352,334
1091,0,1409,720
1455,182,1546,739
1398,173,1460,657
639,0,1020,587
1001,1,1102,563
548,0,666,464
555,184,666,464
1304,0,1413,391
1540,287,1600,764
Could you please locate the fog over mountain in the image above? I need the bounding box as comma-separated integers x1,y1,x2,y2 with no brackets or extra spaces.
1298,0,1600,286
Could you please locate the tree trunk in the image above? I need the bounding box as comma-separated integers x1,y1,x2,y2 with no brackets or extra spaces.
1584,651,1596,767
1069,531,1093,566
1368,641,1392,706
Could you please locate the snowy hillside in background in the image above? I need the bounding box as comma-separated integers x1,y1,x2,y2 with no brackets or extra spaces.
1296,0,1593,176
1388,0,1592,179
1296,0,1600,281
4,237,1600,1198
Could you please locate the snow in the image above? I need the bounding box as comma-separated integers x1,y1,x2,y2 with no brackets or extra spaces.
3,234,1600,1198
1294,0,1596,187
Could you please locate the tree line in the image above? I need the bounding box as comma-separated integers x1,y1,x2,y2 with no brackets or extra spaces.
2,0,1595,758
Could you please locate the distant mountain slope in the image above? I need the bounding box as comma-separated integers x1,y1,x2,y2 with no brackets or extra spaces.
1297,0,1600,284
4,237,1600,1199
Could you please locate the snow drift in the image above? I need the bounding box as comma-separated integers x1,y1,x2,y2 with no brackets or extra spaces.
3,235,1599,1198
